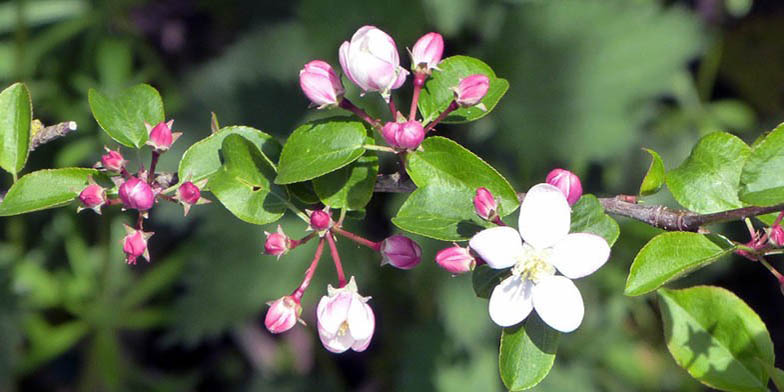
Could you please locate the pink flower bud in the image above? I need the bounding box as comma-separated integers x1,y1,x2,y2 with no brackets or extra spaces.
118,177,155,211
122,225,153,264
410,32,444,73
769,225,784,247
435,245,476,274
339,25,408,99
145,120,181,152
264,225,291,259
380,121,424,150
300,60,345,108
100,148,126,172
309,208,332,231
546,168,583,206
265,296,302,334
78,184,107,214
474,187,498,221
176,180,209,216
380,235,422,270
316,277,375,353
454,74,489,107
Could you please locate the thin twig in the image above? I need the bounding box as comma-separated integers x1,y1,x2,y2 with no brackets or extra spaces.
29,121,77,151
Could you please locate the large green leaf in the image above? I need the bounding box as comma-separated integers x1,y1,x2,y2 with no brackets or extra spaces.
393,184,492,241
499,315,560,391
658,286,774,392
210,134,288,225
666,132,750,214
0,83,31,175
178,126,281,185
570,195,620,246
739,122,784,206
417,55,509,124
275,119,367,184
88,84,165,148
640,148,665,196
625,232,736,296
0,168,99,216
313,152,378,210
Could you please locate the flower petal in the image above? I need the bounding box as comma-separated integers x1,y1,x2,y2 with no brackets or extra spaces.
317,292,352,334
548,233,610,279
347,295,374,341
488,275,534,327
318,324,353,354
532,275,584,333
350,305,375,352
518,183,571,249
469,226,523,269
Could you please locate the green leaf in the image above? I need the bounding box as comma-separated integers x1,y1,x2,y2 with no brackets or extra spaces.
0,168,99,216
739,122,784,206
313,152,378,210
625,232,736,296
640,148,665,196
178,125,281,185
88,84,164,148
209,134,287,225
286,181,320,204
472,264,509,299
658,286,774,392
499,315,560,391
393,184,492,241
757,361,784,392
0,83,31,175
275,119,367,184
666,132,750,214
570,195,620,246
418,55,509,124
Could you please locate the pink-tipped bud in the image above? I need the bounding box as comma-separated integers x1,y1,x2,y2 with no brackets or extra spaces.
546,168,583,206
122,225,153,265
300,60,345,108
118,177,155,211
176,180,209,216
769,225,784,247
339,25,409,98
454,74,489,108
435,245,476,274
309,208,332,231
77,184,107,214
381,121,424,150
474,187,498,221
145,120,181,152
100,148,126,172
410,32,444,73
265,296,302,334
264,225,291,259
380,235,422,270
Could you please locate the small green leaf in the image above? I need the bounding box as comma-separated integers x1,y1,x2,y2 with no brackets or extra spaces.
418,55,509,124
209,134,287,225
88,84,164,148
739,122,784,206
570,195,620,246
472,264,508,299
658,286,774,392
0,168,100,216
666,132,750,214
625,232,736,296
178,126,281,185
499,315,560,391
275,119,367,184
0,83,32,175
313,152,378,210
640,148,665,196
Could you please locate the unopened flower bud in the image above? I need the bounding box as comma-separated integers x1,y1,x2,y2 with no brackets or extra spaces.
100,148,126,172
264,225,291,259
410,32,444,73
145,120,181,152
380,235,422,270
265,295,302,334
769,225,784,247
300,60,344,108
474,187,498,221
122,224,153,264
546,168,583,206
454,74,489,108
381,121,424,150
176,179,209,216
339,25,408,99
435,245,476,274
77,184,107,214
309,208,332,231
118,177,155,211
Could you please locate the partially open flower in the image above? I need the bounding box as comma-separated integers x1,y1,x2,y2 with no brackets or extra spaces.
300,60,345,108
118,177,155,211
265,295,302,334
435,244,476,275
122,225,154,265
145,120,182,152
316,277,375,353
380,235,422,270
77,182,107,215
339,25,408,100
264,225,291,259
546,168,582,206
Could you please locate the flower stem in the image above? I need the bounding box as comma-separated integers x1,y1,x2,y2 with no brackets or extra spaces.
148,151,160,184
388,97,397,118
424,101,458,132
758,256,784,282
326,233,347,288
774,211,784,227
332,226,381,251
409,72,427,121
363,144,397,153
290,232,317,250
339,99,380,128
292,238,325,302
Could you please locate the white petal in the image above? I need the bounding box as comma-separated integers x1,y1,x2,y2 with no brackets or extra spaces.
317,292,352,335
518,183,571,249
347,295,374,341
469,226,523,269
532,276,584,333
488,276,534,327
318,324,353,354
549,233,610,279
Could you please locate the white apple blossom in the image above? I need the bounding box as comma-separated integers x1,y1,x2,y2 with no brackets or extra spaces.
469,183,611,333
316,276,375,353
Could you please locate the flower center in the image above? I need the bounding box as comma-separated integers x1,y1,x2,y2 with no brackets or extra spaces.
338,321,350,336
511,244,555,283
